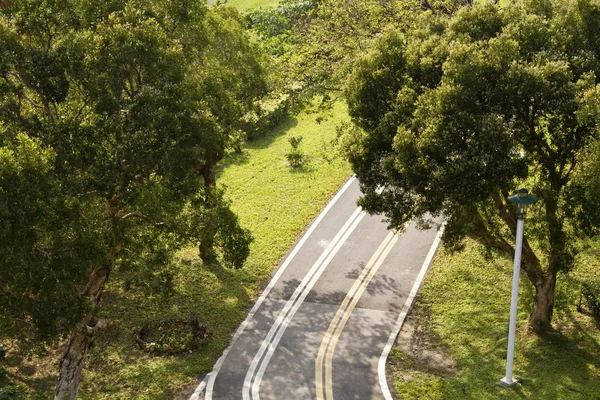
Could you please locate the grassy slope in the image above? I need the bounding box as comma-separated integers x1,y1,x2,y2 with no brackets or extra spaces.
389,240,600,399
76,104,351,399
225,0,278,12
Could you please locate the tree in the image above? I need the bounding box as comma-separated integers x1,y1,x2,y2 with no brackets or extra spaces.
256,0,472,108
0,0,262,397
287,0,408,105
192,4,268,260
344,0,600,332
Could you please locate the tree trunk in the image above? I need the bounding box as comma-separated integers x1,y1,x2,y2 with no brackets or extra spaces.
55,243,117,399
528,272,557,333
55,318,107,400
55,326,87,400
199,238,215,261
199,162,217,262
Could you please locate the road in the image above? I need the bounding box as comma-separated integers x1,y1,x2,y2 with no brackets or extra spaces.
190,176,442,400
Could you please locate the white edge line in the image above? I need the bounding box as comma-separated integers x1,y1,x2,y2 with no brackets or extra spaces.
378,223,445,400
245,207,364,400
189,175,357,400
251,210,366,400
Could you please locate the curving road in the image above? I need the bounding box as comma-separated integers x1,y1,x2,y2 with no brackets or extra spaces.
190,176,442,400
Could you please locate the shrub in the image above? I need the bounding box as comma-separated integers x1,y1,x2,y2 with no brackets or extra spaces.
134,314,211,356
242,96,290,140
0,385,20,400
581,280,600,322
284,135,306,167
573,244,600,323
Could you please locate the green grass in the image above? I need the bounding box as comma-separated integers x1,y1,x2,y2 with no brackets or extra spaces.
225,0,278,12
72,103,351,399
2,103,350,399
389,240,600,399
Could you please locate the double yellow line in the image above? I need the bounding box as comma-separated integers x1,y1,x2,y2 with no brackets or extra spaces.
315,231,399,400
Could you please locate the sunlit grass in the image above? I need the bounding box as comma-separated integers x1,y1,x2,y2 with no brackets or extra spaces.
76,103,351,399
224,0,278,12
390,240,600,399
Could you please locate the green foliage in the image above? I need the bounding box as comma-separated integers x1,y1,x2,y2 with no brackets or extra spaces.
246,0,315,57
0,133,92,343
284,134,307,167
344,0,600,329
245,0,479,107
390,241,600,399
242,1,315,135
571,139,600,236
74,103,350,399
183,188,253,269
0,0,265,389
581,281,600,321
241,96,290,140
280,0,414,105
573,240,600,322
227,0,279,11
0,386,20,400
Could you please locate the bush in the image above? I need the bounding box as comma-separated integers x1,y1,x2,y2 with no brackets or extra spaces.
0,385,20,400
134,314,211,356
284,135,307,167
242,96,290,140
573,243,600,323
581,280,600,322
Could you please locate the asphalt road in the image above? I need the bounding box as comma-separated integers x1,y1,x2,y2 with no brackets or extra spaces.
190,176,442,400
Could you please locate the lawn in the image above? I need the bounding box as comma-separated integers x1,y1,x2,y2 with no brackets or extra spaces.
1,102,350,399
224,0,278,12
388,240,600,399
69,103,349,399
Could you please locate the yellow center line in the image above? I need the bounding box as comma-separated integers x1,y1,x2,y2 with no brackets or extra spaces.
315,231,398,400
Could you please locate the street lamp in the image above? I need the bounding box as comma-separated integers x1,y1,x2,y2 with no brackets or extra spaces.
499,188,537,388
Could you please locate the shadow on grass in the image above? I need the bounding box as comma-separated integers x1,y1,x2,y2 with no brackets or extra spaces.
391,241,600,400
1,351,56,398
80,255,253,399
287,163,316,175
247,116,299,150
218,116,299,171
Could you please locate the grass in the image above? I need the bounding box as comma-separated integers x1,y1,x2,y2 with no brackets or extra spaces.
0,103,350,399
224,0,278,12
389,240,600,399
80,104,351,399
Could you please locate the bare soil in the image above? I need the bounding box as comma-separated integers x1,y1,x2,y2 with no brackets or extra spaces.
386,298,459,393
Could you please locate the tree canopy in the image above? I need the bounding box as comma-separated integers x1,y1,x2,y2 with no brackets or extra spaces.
0,0,266,397
246,0,475,108
345,0,600,332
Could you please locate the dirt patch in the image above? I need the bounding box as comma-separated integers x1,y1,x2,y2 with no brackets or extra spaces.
386,298,458,388
173,379,205,400
134,314,211,356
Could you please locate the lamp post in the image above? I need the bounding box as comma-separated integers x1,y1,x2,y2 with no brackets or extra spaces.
499,188,537,388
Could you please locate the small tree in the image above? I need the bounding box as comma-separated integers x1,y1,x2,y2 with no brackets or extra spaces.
345,0,600,332
284,135,306,167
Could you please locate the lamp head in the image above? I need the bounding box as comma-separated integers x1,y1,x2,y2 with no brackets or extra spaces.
507,188,538,218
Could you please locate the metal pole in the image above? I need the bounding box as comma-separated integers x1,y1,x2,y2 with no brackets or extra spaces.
499,216,524,388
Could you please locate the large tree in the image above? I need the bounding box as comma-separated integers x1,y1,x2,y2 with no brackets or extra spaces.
249,0,474,107
0,0,264,397
344,0,600,332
